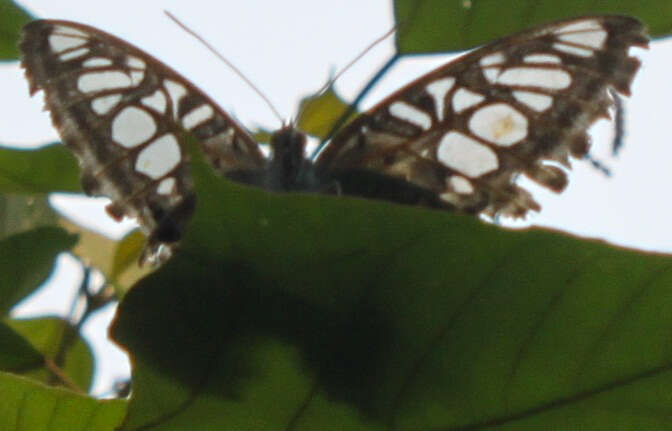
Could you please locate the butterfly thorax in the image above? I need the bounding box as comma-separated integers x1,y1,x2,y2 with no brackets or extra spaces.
265,126,314,191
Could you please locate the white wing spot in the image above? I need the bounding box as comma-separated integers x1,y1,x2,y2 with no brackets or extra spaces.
59,47,89,61
112,106,157,148
483,68,500,83
553,43,593,57
452,88,485,113
557,30,607,49
449,175,474,194
126,56,146,69
469,103,528,147
389,101,432,130
164,79,187,119
523,53,562,64
555,20,602,34
425,77,455,122
141,90,167,114
439,192,460,206
157,177,176,195
513,91,553,112
480,52,505,66
48,34,86,53
83,57,113,67
203,128,235,152
182,104,215,130
78,71,132,93
480,52,505,84
136,134,181,179
130,71,144,86
437,131,498,178
91,94,122,115
53,25,88,37
124,56,146,85
498,67,571,90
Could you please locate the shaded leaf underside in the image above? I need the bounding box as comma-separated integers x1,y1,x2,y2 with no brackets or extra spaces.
109,150,672,430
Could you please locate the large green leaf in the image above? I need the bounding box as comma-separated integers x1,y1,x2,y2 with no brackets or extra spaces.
0,144,81,194
0,370,127,431
109,146,672,430
0,0,31,60
0,227,78,315
394,0,672,53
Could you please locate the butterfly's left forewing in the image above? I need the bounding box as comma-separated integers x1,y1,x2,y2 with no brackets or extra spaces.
21,20,267,259
317,16,648,217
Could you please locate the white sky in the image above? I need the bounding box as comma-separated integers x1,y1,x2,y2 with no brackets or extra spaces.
3,0,671,396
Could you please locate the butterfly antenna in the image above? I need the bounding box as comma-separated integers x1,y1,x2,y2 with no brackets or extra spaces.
312,53,400,157
310,26,400,157
164,10,284,125
316,25,397,94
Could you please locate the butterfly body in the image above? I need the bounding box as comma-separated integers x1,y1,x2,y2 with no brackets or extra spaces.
20,16,648,260
255,126,314,192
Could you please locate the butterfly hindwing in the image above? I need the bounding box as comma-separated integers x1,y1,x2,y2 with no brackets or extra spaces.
317,16,648,217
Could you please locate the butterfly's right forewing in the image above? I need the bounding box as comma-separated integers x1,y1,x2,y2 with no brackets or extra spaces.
317,16,647,218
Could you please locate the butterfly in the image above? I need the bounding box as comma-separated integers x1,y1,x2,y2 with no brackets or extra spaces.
20,16,648,261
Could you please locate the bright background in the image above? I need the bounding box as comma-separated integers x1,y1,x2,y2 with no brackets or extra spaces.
1,0,670,396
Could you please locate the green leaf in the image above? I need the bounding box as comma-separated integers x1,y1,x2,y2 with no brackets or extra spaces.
0,370,127,431
297,85,357,140
109,229,151,294
0,0,32,60
0,321,43,372
0,194,60,239
0,144,81,194
109,230,145,282
393,0,672,53
59,219,150,294
0,227,78,315
7,317,95,392
110,146,672,430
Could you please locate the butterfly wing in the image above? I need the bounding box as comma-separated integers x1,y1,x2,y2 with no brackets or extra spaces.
21,20,267,257
316,16,648,217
